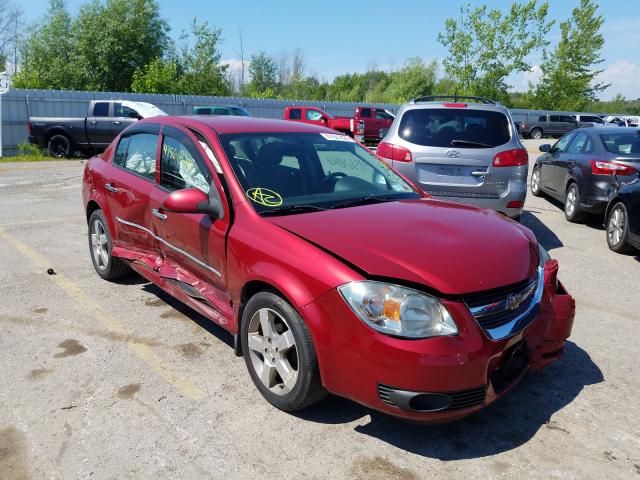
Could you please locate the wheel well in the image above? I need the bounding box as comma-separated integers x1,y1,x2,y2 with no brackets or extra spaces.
86,200,101,224
235,280,287,356
46,128,72,145
565,178,577,193
604,197,620,221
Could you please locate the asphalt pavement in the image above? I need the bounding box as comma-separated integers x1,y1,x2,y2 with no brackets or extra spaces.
0,140,638,479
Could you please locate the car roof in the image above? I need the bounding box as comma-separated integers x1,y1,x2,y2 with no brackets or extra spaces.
139,115,338,135
581,126,640,134
398,101,509,114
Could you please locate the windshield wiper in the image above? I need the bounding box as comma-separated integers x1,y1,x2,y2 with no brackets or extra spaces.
260,204,327,216
451,139,494,148
330,195,397,210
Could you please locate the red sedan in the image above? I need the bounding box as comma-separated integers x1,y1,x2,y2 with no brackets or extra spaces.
82,116,575,422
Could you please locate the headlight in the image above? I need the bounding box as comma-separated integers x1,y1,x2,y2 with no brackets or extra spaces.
338,281,458,339
538,243,551,267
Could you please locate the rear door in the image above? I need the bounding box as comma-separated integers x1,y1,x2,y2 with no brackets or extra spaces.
358,107,374,137
559,132,590,192
101,125,160,260
544,133,575,194
548,115,563,136
148,125,233,322
391,107,516,199
86,101,114,147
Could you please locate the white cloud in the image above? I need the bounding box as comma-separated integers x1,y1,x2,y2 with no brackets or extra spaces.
508,64,542,93
596,60,640,100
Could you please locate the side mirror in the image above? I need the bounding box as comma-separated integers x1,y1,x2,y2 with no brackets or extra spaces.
321,116,328,123
539,144,551,153
162,187,223,219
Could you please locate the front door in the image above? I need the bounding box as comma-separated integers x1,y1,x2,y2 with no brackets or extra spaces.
148,125,233,325
86,101,115,148
545,133,575,194
112,102,141,137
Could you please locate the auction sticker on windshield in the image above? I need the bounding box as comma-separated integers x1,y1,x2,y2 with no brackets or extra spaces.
320,133,354,142
246,188,283,207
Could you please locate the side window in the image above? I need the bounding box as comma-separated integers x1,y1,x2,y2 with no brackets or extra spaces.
196,108,211,115
113,136,131,167
562,115,576,123
306,109,323,121
114,103,140,119
360,108,372,118
567,132,589,154
553,133,575,153
583,136,594,153
549,115,560,122
289,109,302,120
121,133,158,178
93,102,110,117
213,108,229,115
538,115,547,122
160,135,210,193
375,110,391,120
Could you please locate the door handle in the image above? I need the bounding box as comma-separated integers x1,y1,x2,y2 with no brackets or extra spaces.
152,208,168,221
104,183,118,193
113,120,121,125
471,170,489,177
89,120,97,125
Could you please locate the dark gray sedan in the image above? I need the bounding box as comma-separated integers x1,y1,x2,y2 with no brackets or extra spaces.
530,127,640,222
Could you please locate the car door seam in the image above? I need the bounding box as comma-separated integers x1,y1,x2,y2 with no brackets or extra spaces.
115,216,222,277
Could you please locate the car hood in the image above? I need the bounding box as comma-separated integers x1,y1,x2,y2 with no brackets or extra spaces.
267,199,538,295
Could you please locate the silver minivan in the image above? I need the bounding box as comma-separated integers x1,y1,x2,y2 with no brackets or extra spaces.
377,96,527,219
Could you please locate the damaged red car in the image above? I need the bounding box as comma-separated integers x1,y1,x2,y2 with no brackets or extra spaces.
82,116,575,422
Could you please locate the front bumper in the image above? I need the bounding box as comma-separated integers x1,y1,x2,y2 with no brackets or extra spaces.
302,260,574,423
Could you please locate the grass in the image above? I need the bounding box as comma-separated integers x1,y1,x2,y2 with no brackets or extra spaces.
0,154,75,163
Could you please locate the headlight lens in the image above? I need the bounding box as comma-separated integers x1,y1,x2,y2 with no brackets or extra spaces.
338,281,458,338
538,243,551,267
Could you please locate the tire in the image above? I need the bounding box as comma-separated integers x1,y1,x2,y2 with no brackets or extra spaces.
241,291,326,412
530,167,543,197
564,183,587,223
530,128,543,140
48,134,73,158
606,203,634,253
88,210,129,280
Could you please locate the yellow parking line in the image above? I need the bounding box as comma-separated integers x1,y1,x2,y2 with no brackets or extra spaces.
0,224,203,400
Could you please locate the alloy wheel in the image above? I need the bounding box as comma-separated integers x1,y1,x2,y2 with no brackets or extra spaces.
91,219,109,270
531,170,540,193
565,188,577,217
608,206,625,246
247,308,299,395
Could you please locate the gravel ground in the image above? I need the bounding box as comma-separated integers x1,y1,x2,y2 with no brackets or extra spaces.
0,140,638,479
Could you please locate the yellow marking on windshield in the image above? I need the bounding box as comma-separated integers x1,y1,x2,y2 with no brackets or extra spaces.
246,187,283,207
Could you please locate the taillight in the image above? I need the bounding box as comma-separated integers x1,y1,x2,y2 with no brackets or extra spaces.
442,103,468,108
27,121,32,134
492,148,528,167
356,120,365,136
590,160,637,176
507,200,524,209
377,142,412,162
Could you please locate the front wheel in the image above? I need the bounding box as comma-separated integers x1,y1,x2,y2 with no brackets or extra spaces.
530,167,543,197
564,183,587,223
241,292,326,412
606,203,634,253
530,128,543,140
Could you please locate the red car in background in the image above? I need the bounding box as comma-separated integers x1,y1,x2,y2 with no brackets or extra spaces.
283,105,394,143
83,115,575,422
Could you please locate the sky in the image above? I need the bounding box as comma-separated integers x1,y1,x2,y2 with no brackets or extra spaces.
21,0,640,100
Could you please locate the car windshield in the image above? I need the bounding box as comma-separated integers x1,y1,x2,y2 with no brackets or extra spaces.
398,108,511,148
219,132,420,215
600,132,640,155
125,101,167,118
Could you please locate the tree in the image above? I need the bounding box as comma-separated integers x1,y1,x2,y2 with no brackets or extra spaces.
0,0,22,71
176,20,231,96
73,0,169,91
131,57,178,94
380,58,438,103
438,1,553,102
531,0,608,111
13,0,81,90
245,51,277,97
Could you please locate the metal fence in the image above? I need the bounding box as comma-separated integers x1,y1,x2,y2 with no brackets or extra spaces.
0,87,618,156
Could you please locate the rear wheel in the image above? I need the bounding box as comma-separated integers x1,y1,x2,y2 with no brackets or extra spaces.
530,167,543,197
606,203,634,253
530,128,543,140
88,210,129,280
564,183,587,223
241,291,326,412
48,134,72,158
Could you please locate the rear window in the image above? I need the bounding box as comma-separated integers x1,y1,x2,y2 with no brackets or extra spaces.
289,108,301,120
600,133,640,155
398,108,511,148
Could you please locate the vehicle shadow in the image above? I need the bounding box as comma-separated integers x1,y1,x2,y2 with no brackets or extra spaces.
140,282,235,349
534,196,605,232
297,341,603,460
520,210,563,250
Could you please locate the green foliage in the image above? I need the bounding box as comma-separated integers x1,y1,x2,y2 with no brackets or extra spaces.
587,95,640,115
438,1,553,103
531,0,607,111
244,51,278,97
17,141,48,157
131,57,178,94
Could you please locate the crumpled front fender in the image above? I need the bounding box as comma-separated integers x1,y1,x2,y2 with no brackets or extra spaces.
527,259,576,371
